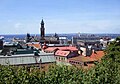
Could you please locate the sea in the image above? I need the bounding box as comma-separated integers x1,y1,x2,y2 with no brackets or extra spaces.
0,33,120,42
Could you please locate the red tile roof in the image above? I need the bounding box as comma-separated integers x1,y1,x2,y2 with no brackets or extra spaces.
68,56,95,62
68,51,104,62
28,44,41,49
44,47,58,52
58,47,78,51
89,51,105,60
45,46,78,52
55,50,70,57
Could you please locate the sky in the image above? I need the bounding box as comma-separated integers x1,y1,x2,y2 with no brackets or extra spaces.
0,0,120,34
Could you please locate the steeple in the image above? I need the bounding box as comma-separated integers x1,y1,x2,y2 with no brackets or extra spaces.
41,19,44,25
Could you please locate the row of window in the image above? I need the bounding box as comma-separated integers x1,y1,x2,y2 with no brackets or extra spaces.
56,56,66,61
69,61,84,65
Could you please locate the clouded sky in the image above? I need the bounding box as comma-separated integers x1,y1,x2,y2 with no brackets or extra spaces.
0,0,120,34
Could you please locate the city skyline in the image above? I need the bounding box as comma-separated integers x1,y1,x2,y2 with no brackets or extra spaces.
0,0,120,34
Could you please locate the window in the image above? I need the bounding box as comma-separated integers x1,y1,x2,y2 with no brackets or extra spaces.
56,57,57,60
59,57,60,60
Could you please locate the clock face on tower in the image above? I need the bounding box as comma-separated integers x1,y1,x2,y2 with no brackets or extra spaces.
41,28,44,31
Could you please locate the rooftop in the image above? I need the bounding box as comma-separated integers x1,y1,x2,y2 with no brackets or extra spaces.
27,43,41,49
0,51,55,65
55,50,70,57
45,46,78,52
68,51,104,62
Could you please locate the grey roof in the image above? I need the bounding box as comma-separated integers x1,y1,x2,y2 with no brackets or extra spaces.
0,51,55,65
44,36,57,41
39,51,54,56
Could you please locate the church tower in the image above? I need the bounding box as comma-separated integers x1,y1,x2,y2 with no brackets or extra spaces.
40,19,45,39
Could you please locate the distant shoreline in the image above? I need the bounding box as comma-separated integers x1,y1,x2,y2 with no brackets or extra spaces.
0,33,120,35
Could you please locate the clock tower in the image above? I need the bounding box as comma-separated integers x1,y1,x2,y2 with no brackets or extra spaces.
40,19,45,39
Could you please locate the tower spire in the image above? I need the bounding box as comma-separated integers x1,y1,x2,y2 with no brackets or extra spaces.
41,19,44,24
